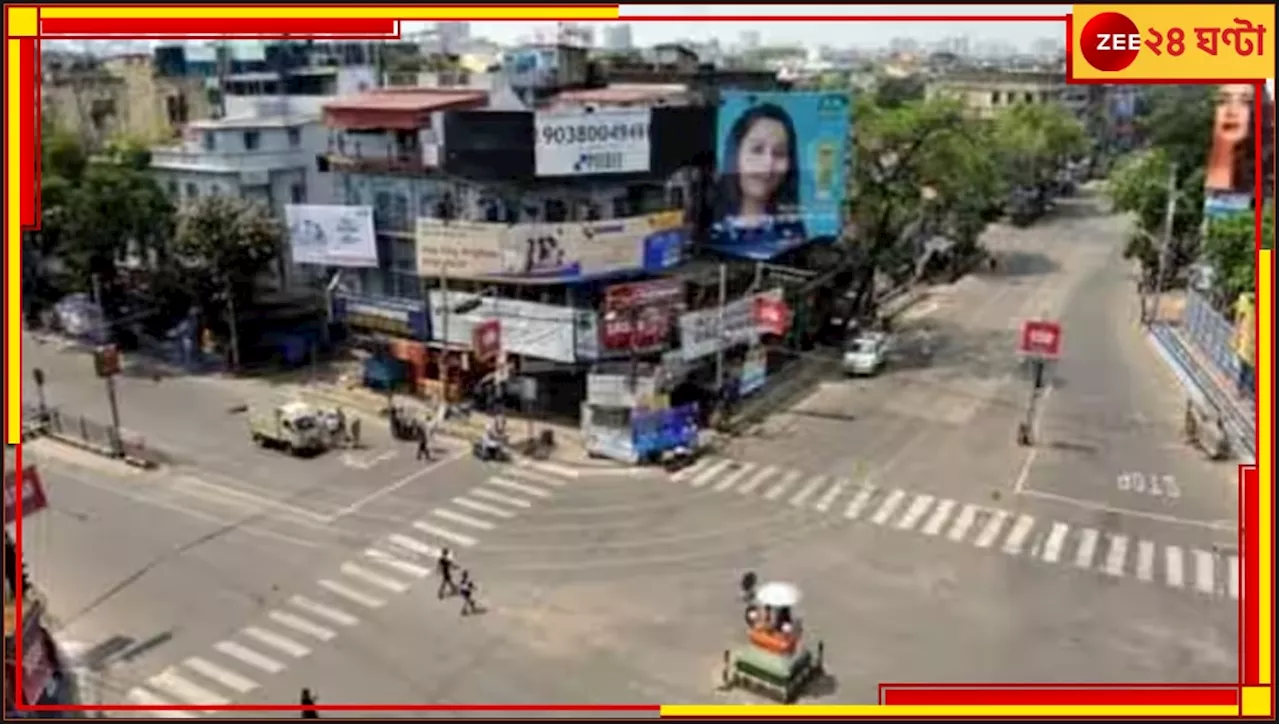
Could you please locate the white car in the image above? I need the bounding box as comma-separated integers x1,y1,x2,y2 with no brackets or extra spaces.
843,332,890,377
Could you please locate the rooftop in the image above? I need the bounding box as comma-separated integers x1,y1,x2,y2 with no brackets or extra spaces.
186,114,319,130
550,83,689,106
323,89,489,130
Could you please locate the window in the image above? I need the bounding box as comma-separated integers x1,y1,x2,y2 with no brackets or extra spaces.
186,182,199,198
990,91,1001,105
544,199,568,222
203,133,215,151
167,180,178,196
210,184,221,195
290,184,305,204
287,128,301,148
243,130,261,151
1024,92,1035,104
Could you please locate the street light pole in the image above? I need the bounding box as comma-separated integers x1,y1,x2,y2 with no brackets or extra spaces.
1146,163,1179,325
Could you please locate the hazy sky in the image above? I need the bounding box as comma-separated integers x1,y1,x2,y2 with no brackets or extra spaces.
461,4,1072,49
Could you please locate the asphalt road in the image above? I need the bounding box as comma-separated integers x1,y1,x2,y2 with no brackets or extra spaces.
19,192,1238,714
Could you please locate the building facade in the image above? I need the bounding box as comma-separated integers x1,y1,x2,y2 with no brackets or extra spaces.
924,70,1067,120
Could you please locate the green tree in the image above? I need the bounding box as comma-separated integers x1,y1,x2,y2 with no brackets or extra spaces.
1108,148,1206,283
172,194,284,364
993,102,1089,191
1136,85,1216,175
848,96,1005,313
1200,204,1270,307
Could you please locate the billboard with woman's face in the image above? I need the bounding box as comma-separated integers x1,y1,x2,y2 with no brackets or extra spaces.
710,91,851,260
1204,83,1274,218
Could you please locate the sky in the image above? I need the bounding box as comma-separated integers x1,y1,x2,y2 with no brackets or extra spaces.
460,5,1073,49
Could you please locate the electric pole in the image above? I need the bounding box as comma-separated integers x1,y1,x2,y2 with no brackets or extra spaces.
1146,163,1179,325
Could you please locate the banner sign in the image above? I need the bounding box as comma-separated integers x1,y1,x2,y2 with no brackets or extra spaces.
415,211,685,281
739,347,768,397
1019,320,1063,359
711,91,851,260
754,296,792,336
286,205,378,268
4,466,48,525
601,279,684,353
333,294,430,341
472,319,502,362
429,291,577,363
1070,5,1273,81
632,404,699,458
534,109,652,177
679,289,783,361
1201,83,1273,221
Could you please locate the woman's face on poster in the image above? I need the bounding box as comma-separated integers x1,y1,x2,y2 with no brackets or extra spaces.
736,117,791,205
1214,84,1252,146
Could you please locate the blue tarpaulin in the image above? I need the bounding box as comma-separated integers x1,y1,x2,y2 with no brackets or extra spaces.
632,404,699,457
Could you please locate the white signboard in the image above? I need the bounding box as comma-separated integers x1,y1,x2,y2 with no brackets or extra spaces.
416,218,512,277
429,291,578,363
534,109,652,177
286,205,378,268
679,289,783,361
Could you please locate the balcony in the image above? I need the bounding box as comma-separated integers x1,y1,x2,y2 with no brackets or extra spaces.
150,146,311,176
324,144,439,176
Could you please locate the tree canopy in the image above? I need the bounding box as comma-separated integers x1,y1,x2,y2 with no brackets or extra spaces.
1200,204,1270,307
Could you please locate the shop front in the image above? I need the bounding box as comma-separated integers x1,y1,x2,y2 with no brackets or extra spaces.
581,368,698,463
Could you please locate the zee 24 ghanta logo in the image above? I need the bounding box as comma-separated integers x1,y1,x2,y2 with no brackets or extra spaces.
1080,11,1267,72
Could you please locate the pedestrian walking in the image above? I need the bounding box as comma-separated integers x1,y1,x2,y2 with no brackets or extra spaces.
458,570,480,616
300,688,319,719
349,417,361,449
416,425,432,461
436,548,457,599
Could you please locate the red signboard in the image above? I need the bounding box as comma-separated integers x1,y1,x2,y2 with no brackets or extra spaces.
471,319,501,362
601,280,683,352
20,624,56,705
754,296,792,337
4,466,48,525
1019,320,1062,358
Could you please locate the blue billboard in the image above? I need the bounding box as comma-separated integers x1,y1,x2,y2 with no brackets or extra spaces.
710,91,851,260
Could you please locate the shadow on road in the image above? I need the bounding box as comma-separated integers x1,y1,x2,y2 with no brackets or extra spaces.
79,631,174,671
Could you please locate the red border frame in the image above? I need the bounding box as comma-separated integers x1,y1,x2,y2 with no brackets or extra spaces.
6,5,1272,716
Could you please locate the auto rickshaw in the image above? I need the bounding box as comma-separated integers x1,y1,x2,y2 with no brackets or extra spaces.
722,580,824,703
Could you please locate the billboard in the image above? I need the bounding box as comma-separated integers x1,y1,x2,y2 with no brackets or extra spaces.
415,211,685,281
600,278,683,353
1203,83,1274,218
534,109,652,177
285,205,378,267
710,91,851,260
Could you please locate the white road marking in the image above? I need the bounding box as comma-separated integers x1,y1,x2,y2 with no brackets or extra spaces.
1001,515,1036,555
921,499,956,536
1227,555,1239,599
870,489,907,526
1192,549,1215,594
788,476,827,508
149,668,230,705
691,459,735,488
973,510,1008,549
738,466,778,495
451,496,515,519
318,578,387,609
387,533,440,558
241,627,311,658
341,562,411,593
713,462,757,492
1135,540,1156,582
1016,488,1234,531
328,447,468,520
1074,528,1100,569
213,641,284,674
412,521,477,548
515,459,578,480
813,479,848,513
1102,534,1129,576
487,477,551,499
1042,522,1069,563
289,596,359,626
764,470,803,501
895,494,936,531
126,688,195,717
1165,546,1185,588
431,508,496,531
182,657,257,694
946,504,978,542
364,549,431,578
507,465,569,487
268,610,336,641
671,457,711,483
470,487,531,509
843,486,876,519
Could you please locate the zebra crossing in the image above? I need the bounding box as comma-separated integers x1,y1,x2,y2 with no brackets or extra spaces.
670,456,1239,601
122,459,570,715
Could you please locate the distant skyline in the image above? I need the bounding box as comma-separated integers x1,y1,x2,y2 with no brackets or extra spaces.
456,5,1072,50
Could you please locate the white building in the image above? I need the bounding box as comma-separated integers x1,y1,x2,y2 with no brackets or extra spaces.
149,114,334,285
221,66,378,120
602,24,633,52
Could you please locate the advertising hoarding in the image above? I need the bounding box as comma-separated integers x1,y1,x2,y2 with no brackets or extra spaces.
678,289,783,361
285,205,378,267
332,294,431,341
414,211,686,281
534,108,652,177
428,291,578,363
710,91,851,260
600,278,684,353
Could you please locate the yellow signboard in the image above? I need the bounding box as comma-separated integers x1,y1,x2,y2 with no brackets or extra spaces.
1071,5,1274,81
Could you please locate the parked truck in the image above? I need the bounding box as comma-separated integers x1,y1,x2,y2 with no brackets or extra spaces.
248,401,327,455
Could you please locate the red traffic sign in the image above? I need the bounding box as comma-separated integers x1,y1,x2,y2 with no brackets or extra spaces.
1019,320,1062,358
471,319,501,362
754,296,792,337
